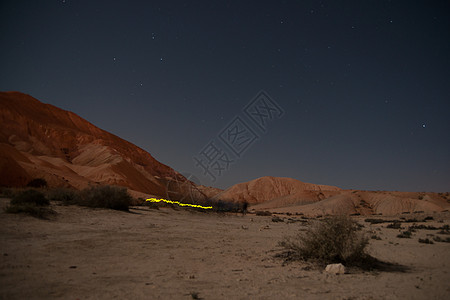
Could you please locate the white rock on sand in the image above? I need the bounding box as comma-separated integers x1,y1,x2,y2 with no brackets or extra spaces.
325,263,346,275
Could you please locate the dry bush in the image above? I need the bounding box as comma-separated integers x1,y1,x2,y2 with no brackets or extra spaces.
78,185,132,211
47,187,80,205
26,178,48,188
255,210,272,216
0,187,17,198
279,215,369,266
10,189,49,206
6,189,54,219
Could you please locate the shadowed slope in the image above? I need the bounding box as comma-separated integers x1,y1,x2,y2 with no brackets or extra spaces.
0,91,198,199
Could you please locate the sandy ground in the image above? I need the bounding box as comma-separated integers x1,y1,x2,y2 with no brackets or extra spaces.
1,198,449,300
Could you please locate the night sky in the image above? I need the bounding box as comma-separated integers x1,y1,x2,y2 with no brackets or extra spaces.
1,1,449,192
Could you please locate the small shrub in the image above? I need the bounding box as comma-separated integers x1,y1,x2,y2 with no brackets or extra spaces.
418,238,433,244
26,178,47,188
364,218,396,224
190,292,200,299
272,216,284,222
438,230,450,235
371,234,382,240
0,187,15,197
386,222,402,229
5,203,54,219
6,189,54,219
11,189,49,206
47,188,80,205
256,210,272,216
433,236,450,243
143,201,160,210
78,185,131,211
403,218,420,223
410,224,438,230
211,200,243,213
397,231,412,238
279,216,369,266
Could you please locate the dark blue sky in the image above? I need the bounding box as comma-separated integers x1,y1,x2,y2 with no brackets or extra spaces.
1,0,449,192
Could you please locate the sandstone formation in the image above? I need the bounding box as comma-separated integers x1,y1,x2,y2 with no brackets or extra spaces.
212,176,341,204
0,91,204,200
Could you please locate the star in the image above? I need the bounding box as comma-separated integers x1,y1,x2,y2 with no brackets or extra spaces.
422,124,426,128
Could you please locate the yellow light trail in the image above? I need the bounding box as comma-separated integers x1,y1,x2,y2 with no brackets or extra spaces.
146,197,213,209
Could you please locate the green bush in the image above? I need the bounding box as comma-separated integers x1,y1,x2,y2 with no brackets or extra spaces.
279,216,369,266
79,185,131,211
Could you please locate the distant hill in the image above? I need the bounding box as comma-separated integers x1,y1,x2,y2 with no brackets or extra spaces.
212,176,341,204
213,176,450,215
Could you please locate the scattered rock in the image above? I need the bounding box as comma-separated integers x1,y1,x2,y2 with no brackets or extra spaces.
325,263,346,275
259,225,271,231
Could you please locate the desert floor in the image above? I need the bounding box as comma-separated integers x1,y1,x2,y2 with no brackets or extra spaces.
1,198,449,300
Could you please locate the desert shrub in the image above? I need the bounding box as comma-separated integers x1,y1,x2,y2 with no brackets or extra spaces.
209,200,243,213
143,200,160,210
5,203,54,219
10,189,49,206
410,224,438,230
397,231,412,238
78,185,131,211
364,219,395,225
256,210,272,216
433,236,450,243
402,218,420,223
386,222,402,229
26,178,47,188
0,187,16,198
272,216,284,222
418,238,433,244
47,188,80,205
279,216,369,266
5,189,54,219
